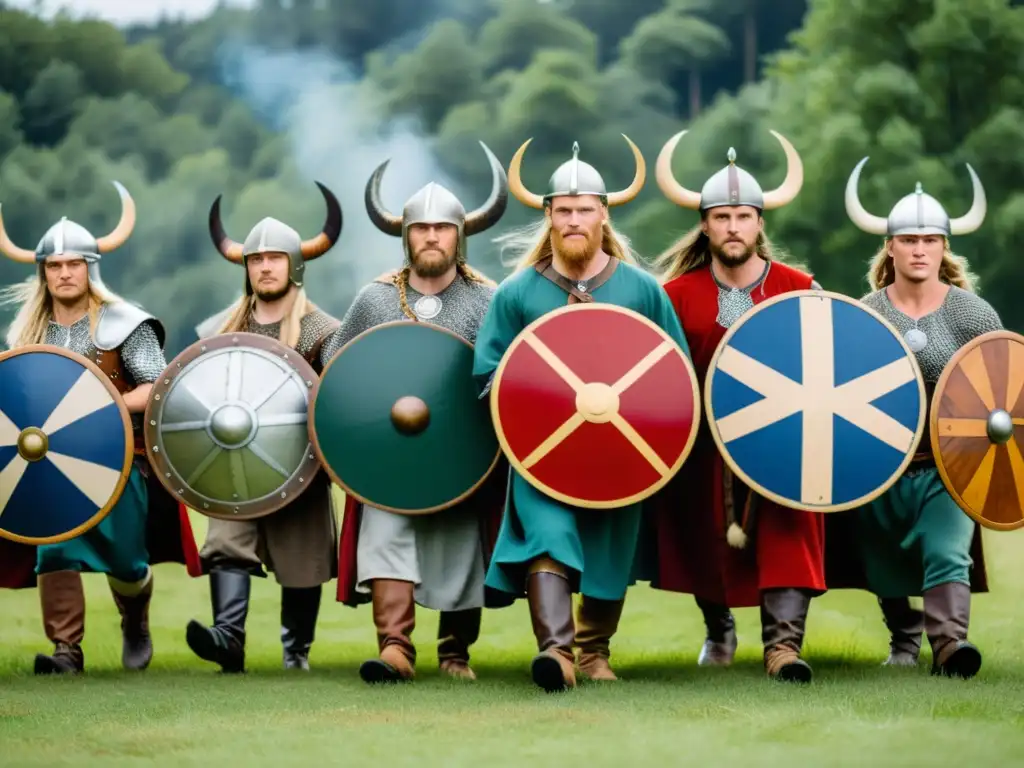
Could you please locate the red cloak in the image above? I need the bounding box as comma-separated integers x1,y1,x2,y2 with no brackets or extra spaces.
648,261,826,607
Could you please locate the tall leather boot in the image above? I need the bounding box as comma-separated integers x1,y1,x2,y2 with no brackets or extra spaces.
696,596,737,667
437,608,481,681
923,581,981,679
359,579,416,684
108,568,154,671
281,585,321,670
878,596,923,667
761,588,813,683
34,571,86,675
575,595,624,681
185,568,249,673
527,568,576,693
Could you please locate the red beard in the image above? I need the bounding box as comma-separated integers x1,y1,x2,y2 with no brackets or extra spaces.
551,227,599,269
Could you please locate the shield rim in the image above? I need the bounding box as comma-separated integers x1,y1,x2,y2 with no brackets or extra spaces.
310,320,501,515
0,343,134,545
704,289,927,513
490,302,701,509
930,328,1024,532
144,331,322,521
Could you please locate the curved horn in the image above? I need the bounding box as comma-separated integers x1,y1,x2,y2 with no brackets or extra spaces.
948,163,987,236
508,138,545,209
364,159,404,236
95,181,136,253
655,130,701,210
300,181,344,259
606,134,646,207
208,194,245,263
760,131,804,210
844,157,889,236
464,141,509,236
0,204,36,263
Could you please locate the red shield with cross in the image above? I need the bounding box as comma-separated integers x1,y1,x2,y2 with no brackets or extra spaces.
490,303,699,508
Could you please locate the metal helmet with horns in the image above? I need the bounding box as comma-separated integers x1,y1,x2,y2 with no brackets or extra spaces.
656,130,804,212
508,134,646,209
0,180,136,290
365,140,508,261
208,181,342,296
844,157,987,238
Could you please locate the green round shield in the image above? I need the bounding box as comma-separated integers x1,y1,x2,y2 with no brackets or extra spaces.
310,321,500,514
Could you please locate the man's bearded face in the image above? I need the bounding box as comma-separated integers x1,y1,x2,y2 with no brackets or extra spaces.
548,195,605,269
407,222,458,278
888,234,945,285
247,251,292,301
701,205,763,267
44,256,89,304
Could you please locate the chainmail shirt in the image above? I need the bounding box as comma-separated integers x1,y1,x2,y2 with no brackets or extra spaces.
713,260,822,328
244,309,339,368
44,314,166,384
861,285,1003,382
321,273,495,363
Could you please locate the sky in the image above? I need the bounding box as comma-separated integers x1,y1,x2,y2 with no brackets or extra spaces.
5,0,254,25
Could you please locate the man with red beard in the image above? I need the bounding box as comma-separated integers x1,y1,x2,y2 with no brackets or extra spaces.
650,131,826,683
473,138,691,692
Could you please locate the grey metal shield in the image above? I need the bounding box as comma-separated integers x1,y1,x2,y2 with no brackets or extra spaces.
144,332,322,520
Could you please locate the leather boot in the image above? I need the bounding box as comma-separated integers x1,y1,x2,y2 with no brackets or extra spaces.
575,595,623,681
437,608,481,681
878,596,923,667
923,581,981,679
185,568,249,673
527,570,576,692
696,596,737,667
108,568,154,671
761,588,813,683
359,579,416,684
281,585,321,671
34,571,85,675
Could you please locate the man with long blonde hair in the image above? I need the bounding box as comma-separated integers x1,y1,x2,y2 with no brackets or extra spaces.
472,137,691,692
839,157,998,679
649,130,825,683
185,183,343,673
0,182,200,675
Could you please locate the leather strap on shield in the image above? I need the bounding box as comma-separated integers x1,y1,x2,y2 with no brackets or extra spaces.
93,346,145,456
304,323,340,375
534,256,618,304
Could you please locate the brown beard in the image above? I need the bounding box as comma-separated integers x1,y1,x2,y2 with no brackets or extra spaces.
711,239,757,268
254,284,291,302
551,228,599,269
411,245,456,278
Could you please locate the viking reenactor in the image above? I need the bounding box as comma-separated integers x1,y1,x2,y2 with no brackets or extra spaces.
838,157,998,678
472,136,693,692
184,182,343,672
320,141,510,684
650,130,827,683
0,181,201,675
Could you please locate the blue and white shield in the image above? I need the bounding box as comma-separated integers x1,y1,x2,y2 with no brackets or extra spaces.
705,290,926,512
0,345,133,544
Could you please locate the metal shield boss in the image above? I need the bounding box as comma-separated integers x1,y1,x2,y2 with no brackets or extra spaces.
145,332,321,520
931,329,1024,531
310,321,500,514
491,303,700,509
705,290,926,512
0,345,134,544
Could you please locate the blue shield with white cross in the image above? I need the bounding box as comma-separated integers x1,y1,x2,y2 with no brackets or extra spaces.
704,290,926,512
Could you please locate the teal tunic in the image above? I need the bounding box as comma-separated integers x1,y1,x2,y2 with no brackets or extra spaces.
473,260,691,600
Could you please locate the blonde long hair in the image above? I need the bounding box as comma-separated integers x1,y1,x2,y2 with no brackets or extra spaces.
653,222,802,284
495,216,639,273
866,239,977,293
216,286,320,348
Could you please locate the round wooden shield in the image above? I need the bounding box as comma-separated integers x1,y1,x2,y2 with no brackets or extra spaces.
931,329,1024,531
310,321,500,514
491,303,699,509
0,344,133,544
705,290,926,512
145,332,322,521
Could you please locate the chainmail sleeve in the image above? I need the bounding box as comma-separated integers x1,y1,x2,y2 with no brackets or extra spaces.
320,284,399,366
120,321,167,384
947,287,1003,346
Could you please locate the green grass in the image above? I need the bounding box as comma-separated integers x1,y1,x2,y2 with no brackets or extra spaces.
2,511,1024,767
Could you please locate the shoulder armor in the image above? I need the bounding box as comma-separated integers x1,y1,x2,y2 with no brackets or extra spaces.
94,301,165,351
195,306,235,340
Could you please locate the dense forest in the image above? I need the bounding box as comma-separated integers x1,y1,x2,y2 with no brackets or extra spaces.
0,0,1021,354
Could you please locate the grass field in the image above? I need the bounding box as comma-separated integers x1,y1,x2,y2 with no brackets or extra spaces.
2,509,1024,767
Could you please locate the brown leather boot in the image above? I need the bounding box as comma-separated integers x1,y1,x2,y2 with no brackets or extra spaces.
437,608,481,680
359,579,416,684
761,588,813,683
575,595,623,681
923,582,981,679
109,569,154,671
696,596,737,667
34,571,85,675
878,596,923,667
527,568,576,693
